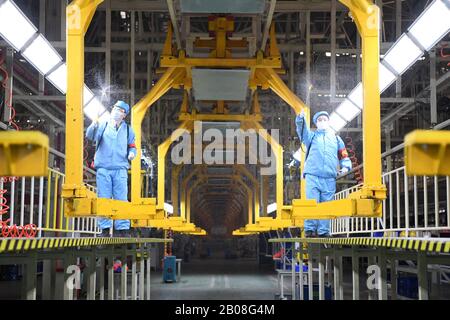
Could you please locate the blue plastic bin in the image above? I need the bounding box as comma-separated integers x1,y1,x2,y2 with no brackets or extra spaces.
163,256,177,283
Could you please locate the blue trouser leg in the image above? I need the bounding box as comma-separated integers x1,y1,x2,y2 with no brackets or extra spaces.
96,168,113,230
317,177,336,236
111,169,130,230
304,174,321,233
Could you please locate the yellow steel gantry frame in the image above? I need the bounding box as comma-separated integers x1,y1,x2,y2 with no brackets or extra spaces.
62,0,386,235
289,0,386,220
171,164,263,234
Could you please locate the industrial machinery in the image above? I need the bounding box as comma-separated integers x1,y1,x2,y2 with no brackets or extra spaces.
61,0,388,236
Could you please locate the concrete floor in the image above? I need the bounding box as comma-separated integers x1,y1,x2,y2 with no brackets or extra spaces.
150,258,279,300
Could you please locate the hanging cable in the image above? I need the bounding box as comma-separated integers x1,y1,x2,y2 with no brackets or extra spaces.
0,185,37,238
0,189,9,216
345,133,364,184
164,229,174,257
0,53,19,131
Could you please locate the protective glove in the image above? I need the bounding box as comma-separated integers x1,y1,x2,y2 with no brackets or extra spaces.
295,110,306,126
339,167,350,175
91,117,99,127
128,152,135,161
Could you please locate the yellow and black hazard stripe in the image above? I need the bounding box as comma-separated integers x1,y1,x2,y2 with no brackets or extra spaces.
268,237,450,254
0,237,171,254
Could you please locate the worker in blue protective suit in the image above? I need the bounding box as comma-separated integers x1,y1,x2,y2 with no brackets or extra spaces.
86,100,137,238
295,110,352,237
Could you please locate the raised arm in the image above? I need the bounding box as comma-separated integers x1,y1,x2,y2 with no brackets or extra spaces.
295,111,314,147
85,120,99,142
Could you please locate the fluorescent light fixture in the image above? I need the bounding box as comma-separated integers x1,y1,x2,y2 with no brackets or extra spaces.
0,0,107,122
164,202,174,214
329,113,347,132
325,52,331,57
383,34,423,75
335,99,360,122
22,34,62,75
0,0,37,51
83,97,106,120
379,62,397,92
408,0,450,51
83,85,94,105
46,63,67,94
267,203,277,214
329,0,450,132
347,82,363,108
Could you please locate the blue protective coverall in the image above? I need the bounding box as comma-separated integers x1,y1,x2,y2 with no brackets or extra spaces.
86,120,137,230
295,114,352,235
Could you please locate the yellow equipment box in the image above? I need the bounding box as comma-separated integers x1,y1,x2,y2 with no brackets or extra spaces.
404,130,450,176
0,131,49,177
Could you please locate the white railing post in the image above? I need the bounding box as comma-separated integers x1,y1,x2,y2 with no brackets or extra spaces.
333,165,448,237
404,169,410,237
434,176,439,228
447,177,450,228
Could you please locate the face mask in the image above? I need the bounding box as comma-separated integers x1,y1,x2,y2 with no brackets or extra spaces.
316,120,329,131
111,109,124,122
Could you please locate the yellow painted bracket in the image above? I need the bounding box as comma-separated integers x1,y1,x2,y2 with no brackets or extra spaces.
172,226,207,235
339,0,386,199
65,197,157,219
132,211,206,235
64,0,103,198
291,197,382,219
233,216,294,236
0,131,49,177
232,229,259,236
405,130,450,176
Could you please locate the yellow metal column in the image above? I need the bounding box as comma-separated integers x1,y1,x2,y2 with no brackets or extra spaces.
156,121,192,209
299,109,310,200
234,179,253,225
235,166,260,222
130,69,186,203
64,0,103,196
180,167,202,220
262,175,269,216
340,0,384,197
245,121,283,218
186,179,203,222
171,165,182,216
